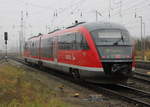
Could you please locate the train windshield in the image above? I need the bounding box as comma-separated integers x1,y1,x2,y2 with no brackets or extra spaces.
91,29,131,45
91,29,132,59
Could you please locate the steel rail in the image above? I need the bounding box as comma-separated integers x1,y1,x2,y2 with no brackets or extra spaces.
118,84,150,97
135,72,150,78
92,85,150,107
132,73,150,84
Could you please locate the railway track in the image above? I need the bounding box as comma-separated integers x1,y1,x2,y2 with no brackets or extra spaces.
135,72,150,78
118,84,150,97
90,84,150,107
9,57,150,107
132,72,150,84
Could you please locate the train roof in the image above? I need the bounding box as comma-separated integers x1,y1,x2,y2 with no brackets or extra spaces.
77,22,128,32
27,22,128,41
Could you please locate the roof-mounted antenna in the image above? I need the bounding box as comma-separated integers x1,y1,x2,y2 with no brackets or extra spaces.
66,21,86,29
75,20,78,24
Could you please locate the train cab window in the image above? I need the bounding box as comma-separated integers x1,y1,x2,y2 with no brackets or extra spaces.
81,32,89,50
91,29,131,45
76,32,89,50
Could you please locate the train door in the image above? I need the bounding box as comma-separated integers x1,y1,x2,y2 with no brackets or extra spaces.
53,36,58,63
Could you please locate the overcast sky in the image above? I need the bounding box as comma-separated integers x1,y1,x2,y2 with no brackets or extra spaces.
0,0,150,52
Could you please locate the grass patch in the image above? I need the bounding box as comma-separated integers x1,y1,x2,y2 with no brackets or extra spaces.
0,63,73,107
136,50,150,61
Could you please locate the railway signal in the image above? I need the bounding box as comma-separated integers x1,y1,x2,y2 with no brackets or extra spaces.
4,32,8,61
4,32,8,44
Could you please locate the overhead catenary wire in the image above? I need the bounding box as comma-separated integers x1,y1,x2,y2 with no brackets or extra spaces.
22,0,149,24
111,1,150,17
51,0,88,29
15,0,150,37
25,0,87,22
19,0,88,33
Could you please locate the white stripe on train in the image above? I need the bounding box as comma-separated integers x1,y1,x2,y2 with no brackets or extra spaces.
24,57,104,72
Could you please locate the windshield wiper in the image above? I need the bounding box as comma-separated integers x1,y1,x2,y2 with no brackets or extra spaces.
113,35,124,45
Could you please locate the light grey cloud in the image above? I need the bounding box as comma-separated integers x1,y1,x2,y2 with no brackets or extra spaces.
0,0,150,52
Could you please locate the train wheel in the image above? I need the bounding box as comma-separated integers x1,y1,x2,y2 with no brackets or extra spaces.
38,61,43,70
24,58,28,63
70,69,80,80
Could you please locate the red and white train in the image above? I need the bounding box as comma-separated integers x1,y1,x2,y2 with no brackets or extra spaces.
23,22,135,84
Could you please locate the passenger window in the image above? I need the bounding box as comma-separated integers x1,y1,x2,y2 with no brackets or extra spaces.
58,32,89,50
24,42,27,49
41,37,53,58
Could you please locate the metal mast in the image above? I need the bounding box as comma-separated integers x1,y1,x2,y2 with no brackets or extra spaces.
20,11,24,56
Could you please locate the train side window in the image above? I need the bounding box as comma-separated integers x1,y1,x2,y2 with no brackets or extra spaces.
48,37,53,58
33,41,37,56
41,39,45,57
75,32,81,50
71,33,76,49
32,42,34,47
31,41,34,56
58,32,89,50
64,34,71,50
58,35,65,50
29,42,31,48
41,37,53,58
58,34,74,50
24,42,27,50
42,39,46,57
66,33,76,50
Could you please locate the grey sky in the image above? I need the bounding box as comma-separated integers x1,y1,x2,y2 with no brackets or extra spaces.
0,0,150,52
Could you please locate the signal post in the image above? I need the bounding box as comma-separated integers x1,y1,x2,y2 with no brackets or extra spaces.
4,32,8,61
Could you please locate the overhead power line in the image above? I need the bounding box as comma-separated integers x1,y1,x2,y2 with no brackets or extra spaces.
111,1,150,18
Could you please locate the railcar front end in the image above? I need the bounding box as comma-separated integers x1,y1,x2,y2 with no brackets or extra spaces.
80,24,135,84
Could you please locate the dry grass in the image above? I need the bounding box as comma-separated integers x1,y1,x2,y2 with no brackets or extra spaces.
136,50,150,61
0,63,73,107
